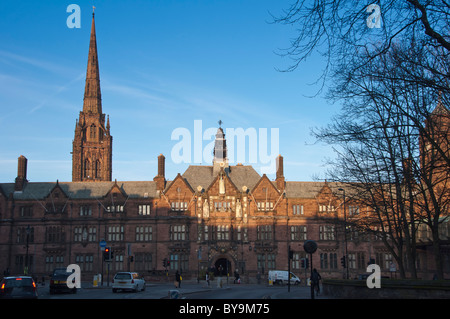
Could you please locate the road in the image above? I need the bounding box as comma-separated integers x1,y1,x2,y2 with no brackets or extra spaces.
36,280,330,300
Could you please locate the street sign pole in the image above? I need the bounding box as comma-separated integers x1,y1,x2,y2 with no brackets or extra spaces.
303,240,318,300
100,240,107,286
288,245,291,292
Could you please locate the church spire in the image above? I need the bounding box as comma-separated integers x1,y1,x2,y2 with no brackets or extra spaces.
72,10,112,182
82,11,102,114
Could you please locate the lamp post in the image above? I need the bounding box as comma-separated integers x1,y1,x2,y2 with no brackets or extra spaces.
303,240,317,299
338,188,349,280
25,225,30,275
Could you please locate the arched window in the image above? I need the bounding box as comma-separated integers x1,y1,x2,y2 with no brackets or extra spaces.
95,160,101,178
84,159,90,178
90,124,97,140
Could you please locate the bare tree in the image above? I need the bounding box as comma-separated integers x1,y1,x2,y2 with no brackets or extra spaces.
312,40,450,278
272,0,450,92
273,1,450,279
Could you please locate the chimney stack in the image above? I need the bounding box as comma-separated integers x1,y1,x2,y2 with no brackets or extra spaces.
14,155,28,191
158,154,165,177
154,154,166,191
276,154,285,190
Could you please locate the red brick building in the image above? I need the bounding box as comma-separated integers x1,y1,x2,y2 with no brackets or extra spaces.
0,13,448,284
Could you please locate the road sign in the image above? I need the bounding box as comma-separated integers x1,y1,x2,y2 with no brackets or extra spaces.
100,239,107,251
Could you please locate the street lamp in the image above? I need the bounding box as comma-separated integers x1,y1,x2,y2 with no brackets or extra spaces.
338,188,349,280
25,225,30,275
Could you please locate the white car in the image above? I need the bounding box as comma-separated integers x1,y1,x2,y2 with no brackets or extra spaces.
112,272,146,293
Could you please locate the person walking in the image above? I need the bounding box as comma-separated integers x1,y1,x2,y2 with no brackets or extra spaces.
175,270,181,288
311,269,322,296
206,273,210,287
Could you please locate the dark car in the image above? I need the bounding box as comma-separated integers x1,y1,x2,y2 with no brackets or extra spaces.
49,268,77,294
0,276,38,299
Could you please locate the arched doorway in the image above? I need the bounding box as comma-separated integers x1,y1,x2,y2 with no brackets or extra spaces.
214,257,232,277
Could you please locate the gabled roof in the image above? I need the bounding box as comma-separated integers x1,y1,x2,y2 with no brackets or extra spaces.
251,174,280,194
164,173,194,194
205,169,239,194
182,165,261,192
44,180,69,200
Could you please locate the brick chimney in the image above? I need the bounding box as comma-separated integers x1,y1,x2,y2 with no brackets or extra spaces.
14,155,28,191
276,154,285,190
153,154,166,191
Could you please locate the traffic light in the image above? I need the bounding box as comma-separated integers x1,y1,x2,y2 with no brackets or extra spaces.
289,250,294,260
163,258,167,268
300,258,309,269
341,256,346,268
103,247,112,261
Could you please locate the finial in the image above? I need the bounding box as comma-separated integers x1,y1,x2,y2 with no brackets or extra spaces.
92,6,96,15
218,120,223,127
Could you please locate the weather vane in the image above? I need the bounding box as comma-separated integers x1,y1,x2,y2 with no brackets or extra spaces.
93,6,96,13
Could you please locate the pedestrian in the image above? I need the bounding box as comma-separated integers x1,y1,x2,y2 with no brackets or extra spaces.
234,270,240,284
206,273,210,287
175,270,181,288
311,268,322,296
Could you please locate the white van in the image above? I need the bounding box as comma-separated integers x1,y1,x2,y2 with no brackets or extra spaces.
268,270,301,285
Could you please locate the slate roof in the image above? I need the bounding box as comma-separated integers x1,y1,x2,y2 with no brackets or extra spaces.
0,166,343,200
181,165,261,192
0,181,158,200
285,181,344,198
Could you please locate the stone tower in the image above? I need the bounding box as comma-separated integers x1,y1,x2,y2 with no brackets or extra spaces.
213,122,229,175
72,12,112,182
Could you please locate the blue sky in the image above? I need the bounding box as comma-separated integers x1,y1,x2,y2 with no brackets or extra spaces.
0,0,337,183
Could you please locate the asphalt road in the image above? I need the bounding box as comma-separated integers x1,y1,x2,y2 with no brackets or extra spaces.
36,280,330,300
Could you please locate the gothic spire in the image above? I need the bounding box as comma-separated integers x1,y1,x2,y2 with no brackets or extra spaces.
82,12,102,114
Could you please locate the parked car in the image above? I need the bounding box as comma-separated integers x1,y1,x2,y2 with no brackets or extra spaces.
0,276,38,299
112,272,145,293
49,268,77,294
268,270,301,285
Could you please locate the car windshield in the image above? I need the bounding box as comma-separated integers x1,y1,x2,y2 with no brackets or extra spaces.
3,278,33,288
54,269,71,276
114,273,132,280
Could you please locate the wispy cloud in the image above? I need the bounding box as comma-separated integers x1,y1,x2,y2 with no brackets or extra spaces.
28,72,85,114
0,49,76,75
